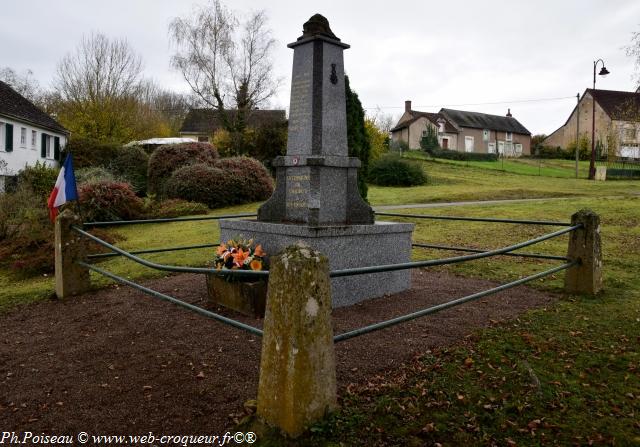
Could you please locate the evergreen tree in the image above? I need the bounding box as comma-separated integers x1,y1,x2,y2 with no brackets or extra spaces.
345,75,370,200
420,124,439,153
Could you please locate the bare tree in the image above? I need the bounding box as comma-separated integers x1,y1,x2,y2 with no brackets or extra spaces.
169,0,280,131
0,67,43,104
626,30,640,89
53,33,148,141
55,33,143,104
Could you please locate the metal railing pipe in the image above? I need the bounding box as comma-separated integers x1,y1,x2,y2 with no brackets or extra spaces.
330,224,581,277
83,213,257,228
376,212,572,227
78,261,263,337
87,243,219,260
73,226,268,278
333,260,577,342
412,243,569,261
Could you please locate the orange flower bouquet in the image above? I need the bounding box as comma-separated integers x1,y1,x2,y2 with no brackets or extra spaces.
214,238,267,273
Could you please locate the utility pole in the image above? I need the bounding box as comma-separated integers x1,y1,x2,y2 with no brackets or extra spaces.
575,93,580,179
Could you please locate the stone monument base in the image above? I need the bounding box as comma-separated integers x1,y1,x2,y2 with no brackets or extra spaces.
219,220,414,307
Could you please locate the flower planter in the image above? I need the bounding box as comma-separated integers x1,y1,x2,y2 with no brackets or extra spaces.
206,274,268,317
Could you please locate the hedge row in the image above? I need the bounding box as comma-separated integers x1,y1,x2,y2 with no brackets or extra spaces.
426,147,498,161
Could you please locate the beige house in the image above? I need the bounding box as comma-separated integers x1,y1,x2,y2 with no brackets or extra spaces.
545,88,640,159
391,101,531,156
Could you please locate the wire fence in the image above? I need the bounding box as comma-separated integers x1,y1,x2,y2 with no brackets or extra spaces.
72,211,581,342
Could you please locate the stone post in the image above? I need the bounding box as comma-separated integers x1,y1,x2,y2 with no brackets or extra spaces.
257,243,337,437
55,209,91,298
564,209,603,296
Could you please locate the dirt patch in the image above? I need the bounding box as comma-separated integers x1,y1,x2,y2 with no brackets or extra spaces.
0,270,557,435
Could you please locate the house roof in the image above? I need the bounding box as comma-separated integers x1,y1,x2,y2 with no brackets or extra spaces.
440,108,531,135
390,111,458,133
0,81,68,134
179,108,286,134
586,88,640,120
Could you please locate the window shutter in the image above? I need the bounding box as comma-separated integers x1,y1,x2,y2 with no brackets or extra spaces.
54,137,60,161
41,133,47,158
5,124,13,152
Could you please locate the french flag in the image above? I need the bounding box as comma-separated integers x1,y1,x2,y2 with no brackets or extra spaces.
47,154,78,222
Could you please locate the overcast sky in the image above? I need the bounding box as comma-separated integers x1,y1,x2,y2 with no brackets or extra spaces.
1,0,639,135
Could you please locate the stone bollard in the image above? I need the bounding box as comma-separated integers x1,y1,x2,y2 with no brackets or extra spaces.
564,209,603,296
257,243,337,437
55,209,91,298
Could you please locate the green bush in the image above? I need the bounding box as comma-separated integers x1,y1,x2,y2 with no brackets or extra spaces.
368,155,427,186
214,157,274,203
79,181,144,222
75,167,117,185
427,147,498,161
147,142,219,198
0,185,55,276
147,199,209,218
64,137,122,169
15,162,59,199
109,145,149,195
165,164,231,209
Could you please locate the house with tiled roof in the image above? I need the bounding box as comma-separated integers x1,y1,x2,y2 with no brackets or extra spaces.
179,108,286,142
544,88,640,159
0,81,68,192
391,100,531,156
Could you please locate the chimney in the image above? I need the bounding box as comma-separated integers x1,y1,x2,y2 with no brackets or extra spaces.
506,108,512,117
405,100,412,113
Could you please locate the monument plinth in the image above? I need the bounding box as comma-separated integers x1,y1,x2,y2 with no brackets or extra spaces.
220,14,414,306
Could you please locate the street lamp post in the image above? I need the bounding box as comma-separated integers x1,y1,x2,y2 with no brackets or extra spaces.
589,59,610,180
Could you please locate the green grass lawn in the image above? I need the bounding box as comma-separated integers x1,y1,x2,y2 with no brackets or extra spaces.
405,151,592,179
369,158,640,206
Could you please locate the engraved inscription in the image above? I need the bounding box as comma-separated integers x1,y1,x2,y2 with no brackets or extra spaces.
288,72,312,134
285,174,310,210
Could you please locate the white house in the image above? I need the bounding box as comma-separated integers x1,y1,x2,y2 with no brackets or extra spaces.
0,81,68,192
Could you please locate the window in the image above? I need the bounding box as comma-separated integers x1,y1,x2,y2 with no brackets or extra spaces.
515,143,523,155
624,128,637,141
464,136,475,152
506,132,513,142
20,128,26,147
31,130,37,149
488,142,496,153
41,133,52,158
483,129,490,141
422,130,427,137
0,122,4,151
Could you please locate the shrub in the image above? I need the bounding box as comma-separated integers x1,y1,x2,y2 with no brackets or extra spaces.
64,137,122,169
147,142,219,197
165,164,231,209
214,157,274,203
148,199,209,218
368,155,427,186
79,181,144,222
0,185,52,275
427,147,498,162
109,145,149,195
75,167,117,185
15,162,59,199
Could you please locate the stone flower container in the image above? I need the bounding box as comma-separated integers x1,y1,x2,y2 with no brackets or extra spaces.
207,239,268,317
206,274,268,318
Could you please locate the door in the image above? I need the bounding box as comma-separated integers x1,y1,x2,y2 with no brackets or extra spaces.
464,136,474,153
498,141,505,155
442,138,449,149
488,142,496,154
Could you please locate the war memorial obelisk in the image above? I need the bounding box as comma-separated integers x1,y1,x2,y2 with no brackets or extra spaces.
220,14,414,306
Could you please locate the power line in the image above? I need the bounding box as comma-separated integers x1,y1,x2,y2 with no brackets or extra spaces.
364,95,576,110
